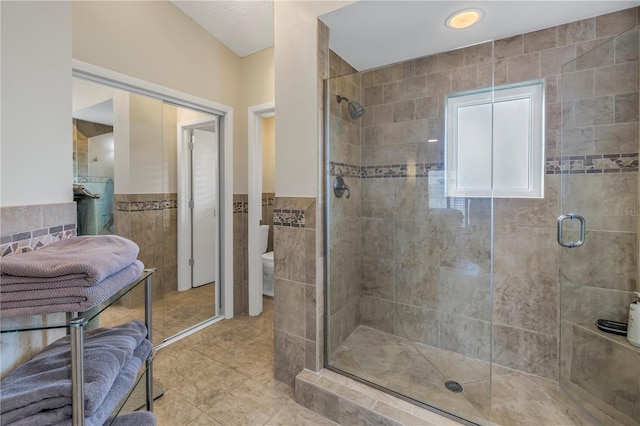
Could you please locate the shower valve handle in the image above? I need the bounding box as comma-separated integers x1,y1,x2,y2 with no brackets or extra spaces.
333,176,351,199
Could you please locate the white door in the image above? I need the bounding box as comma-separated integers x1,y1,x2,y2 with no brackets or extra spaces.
190,127,218,287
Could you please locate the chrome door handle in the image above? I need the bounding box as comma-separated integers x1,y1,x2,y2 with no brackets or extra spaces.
557,213,585,248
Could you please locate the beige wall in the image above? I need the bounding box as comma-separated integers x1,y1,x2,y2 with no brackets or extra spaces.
262,116,276,193
1,1,72,207
274,1,354,197
237,48,275,194
73,2,274,195
73,1,241,107
3,1,271,206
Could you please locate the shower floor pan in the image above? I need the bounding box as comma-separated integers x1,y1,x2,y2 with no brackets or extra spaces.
329,326,604,426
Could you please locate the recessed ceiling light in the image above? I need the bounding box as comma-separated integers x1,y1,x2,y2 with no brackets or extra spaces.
446,8,484,29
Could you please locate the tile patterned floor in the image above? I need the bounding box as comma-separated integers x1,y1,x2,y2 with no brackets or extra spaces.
330,326,605,426
101,284,217,343
104,297,614,426
161,284,217,338
149,298,336,426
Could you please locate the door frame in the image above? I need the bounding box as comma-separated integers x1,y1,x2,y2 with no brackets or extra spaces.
72,59,235,319
248,102,275,316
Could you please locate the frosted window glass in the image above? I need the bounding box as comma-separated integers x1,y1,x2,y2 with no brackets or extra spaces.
457,104,492,189
493,98,531,190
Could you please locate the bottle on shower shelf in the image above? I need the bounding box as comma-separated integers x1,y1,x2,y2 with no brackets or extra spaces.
628,292,640,347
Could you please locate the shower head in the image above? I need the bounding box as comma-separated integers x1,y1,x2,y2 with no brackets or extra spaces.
336,95,365,119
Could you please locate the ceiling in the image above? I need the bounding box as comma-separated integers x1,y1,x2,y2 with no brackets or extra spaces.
170,0,274,57
170,0,638,71
320,1,639,70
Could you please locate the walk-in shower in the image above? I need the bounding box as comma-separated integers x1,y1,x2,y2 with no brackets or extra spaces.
324,7,639,426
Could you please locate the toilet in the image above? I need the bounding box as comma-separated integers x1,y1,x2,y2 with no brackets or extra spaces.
259,225,274,296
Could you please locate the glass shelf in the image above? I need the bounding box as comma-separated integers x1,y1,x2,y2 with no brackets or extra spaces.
0,269,156,333
1,268,156,426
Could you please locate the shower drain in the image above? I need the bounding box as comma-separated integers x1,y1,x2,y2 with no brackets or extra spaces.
444,380,464,393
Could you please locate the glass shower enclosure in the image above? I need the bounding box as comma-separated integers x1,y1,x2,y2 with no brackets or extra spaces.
324,17,639,426
324,48,495,424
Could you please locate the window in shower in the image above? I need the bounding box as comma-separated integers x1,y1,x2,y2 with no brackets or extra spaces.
446,79,545,198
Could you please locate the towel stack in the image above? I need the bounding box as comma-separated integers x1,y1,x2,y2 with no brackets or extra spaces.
0,320,156,426
0,235,143,318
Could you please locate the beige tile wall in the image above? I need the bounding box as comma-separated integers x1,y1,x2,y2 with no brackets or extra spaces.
113,193,177,303
327,50,362,356
233,194,248,314
273,197,318,387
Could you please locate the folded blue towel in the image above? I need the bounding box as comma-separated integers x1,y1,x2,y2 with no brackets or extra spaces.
105,411,157,426
0,260,144,317
0,320,148,424
85,339,153,426
0,235,139,288
5,339,152,426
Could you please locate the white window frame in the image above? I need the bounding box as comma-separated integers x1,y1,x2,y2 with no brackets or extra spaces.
445,80,545,198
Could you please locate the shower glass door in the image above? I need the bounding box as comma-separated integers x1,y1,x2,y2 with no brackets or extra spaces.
558,25,640,425
324,49,495,424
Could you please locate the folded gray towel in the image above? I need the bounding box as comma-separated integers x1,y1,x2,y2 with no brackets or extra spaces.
0,260,144,318
6,339,153,426
85,339,153,426
104,411,157,426
0,235,139,289
0,320,148,424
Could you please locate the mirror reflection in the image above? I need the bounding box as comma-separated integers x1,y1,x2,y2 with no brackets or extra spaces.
72,78,220,343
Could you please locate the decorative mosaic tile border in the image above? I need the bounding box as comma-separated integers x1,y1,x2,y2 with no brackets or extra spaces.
233,194,275,214
545,153,638,174
330,154,638,179
329,162,361,178
1,224,76,257
273,209,305,227
262,195,275,207
329,161,444,178
116,199,178,212
74,176,114,183
362,163,444,178
233,202,248,214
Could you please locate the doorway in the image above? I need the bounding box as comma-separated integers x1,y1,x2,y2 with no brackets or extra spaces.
248,102,275,316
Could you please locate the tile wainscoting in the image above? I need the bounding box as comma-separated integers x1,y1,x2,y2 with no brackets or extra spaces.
273,196,322,387
0,202,77,378
114,193,177,305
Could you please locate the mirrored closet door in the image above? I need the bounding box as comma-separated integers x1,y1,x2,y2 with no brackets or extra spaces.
72,77,221,344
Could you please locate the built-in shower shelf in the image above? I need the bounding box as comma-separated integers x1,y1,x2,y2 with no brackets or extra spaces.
571,321,640,354
563,320,640,426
